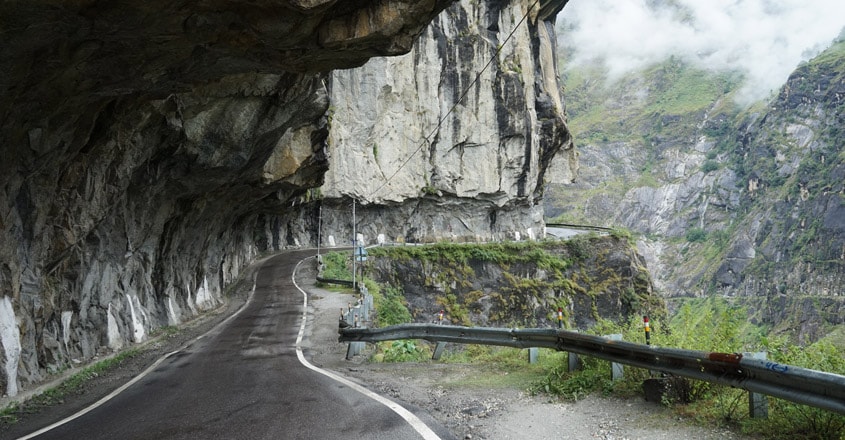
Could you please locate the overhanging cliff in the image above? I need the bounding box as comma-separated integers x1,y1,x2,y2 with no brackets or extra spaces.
0,0,455,397
0,0,571,398
319,0,575,244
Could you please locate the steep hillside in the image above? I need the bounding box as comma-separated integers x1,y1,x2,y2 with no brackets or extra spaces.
546,35,845,343
714,39,845,342
546,57,744,250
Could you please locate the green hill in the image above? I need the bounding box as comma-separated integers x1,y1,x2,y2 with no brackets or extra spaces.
547,34,845,344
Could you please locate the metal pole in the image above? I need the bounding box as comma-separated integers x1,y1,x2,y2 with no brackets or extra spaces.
352,198,356,291
317,204,322,256
643,315,651,345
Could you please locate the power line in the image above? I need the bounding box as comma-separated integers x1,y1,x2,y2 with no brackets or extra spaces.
368,0,542,200
314,1,543,252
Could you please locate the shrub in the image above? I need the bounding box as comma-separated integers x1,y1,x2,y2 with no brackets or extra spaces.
701,160,719,173
377,340,430,363
320,251,351,280
375,286,412,327
685,227,708,243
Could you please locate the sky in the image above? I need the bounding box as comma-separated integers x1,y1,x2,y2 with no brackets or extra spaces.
557,0,845,105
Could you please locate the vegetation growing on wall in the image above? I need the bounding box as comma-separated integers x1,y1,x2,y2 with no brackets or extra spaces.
366,237,662,330
531,297,845,440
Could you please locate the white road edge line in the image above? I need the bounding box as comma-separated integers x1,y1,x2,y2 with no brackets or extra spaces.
17,276,260,440
293,257,442,440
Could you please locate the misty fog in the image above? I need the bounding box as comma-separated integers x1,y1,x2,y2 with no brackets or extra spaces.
557,0,845,105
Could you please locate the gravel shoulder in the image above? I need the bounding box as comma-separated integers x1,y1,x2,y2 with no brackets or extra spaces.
1,254,753,440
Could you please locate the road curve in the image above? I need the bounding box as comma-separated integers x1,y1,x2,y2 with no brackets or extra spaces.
19,250,448,440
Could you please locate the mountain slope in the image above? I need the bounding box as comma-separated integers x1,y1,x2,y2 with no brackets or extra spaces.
546,36,845,343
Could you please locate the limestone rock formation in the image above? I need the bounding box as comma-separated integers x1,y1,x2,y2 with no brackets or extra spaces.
0,0,573,399
0,0,454,397
319,0,574,244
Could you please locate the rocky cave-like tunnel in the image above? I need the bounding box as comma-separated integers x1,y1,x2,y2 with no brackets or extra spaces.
0,0,571,397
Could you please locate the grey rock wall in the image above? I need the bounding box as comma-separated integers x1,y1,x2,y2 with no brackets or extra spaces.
318,0,574,244
0,1,455,397
0,0,574,399
0,74,331,396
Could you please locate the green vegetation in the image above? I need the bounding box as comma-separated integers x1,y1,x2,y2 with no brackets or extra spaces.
316,251,421,362
561,57,742,145
700,160,719,173
320,254,413,328
376,285,413,326
684,227,707,243
366,238,662,329
373,340,431,363
0,349,141,425
368,240,573,272
319,251,352,281
528,298,845,439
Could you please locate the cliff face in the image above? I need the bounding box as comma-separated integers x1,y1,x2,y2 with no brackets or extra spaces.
545,39,845,343
318,0,574,244
712,43,845,341
0,0,571,398
0,0,455,396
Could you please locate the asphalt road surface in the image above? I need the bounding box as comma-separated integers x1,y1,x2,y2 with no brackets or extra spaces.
18,250,449,440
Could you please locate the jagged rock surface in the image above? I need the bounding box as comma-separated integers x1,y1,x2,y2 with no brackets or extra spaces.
367,237,660,329
0,0,568,396
0,0,455,396
545,41,845,343
318,0,575,244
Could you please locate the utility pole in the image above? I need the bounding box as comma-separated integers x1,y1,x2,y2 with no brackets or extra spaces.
352,198,356,291
317,204,322,256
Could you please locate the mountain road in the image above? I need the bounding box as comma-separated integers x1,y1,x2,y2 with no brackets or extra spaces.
13,250,449,440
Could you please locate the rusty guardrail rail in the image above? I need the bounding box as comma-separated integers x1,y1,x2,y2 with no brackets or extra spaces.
339,324,845,415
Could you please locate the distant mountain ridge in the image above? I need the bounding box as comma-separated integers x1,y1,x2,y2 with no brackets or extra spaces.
546,34,845,344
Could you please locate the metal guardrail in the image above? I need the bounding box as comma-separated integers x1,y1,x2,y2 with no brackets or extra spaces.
545,222,614,233
338,324,845,415
316,276,354,287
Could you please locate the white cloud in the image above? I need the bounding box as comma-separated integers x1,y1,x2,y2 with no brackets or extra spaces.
558,0,845,104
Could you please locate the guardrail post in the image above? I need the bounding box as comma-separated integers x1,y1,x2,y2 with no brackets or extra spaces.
343,309,352,326
359,300,368,322
528,347,538,364
568,352,582,372
346,341,365,360
567,330,582,372
746,351,769,419
432,341,447,360
607,334,624,381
